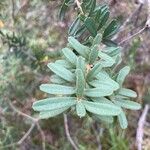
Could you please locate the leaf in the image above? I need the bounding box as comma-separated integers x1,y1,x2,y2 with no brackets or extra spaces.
118,88,137,98
39,107,70,119
117,66,130,86
76,69,85,97
48,63,74,82
83,101,121,116
68,17,80,36
92,97,113,104
84,87,113,97
84,17,97,37
103,46,121,57
97,11,110,30
55,60,72,69
76,101,86,117
114,99,141,110
87,62,102,81
103,20,119,39
74,24,86,38
62,48,77,66
93,33,102,45
118,110,128,129
40,84,76,95
51,75,66,84
59,0,70,21
98,51,115,67
76,56,86,74
32,97,76,111
95,72,119,90
89,79,119,91
68,36,89,58
89,0,96,16
89,45,99,64
95,115,114,124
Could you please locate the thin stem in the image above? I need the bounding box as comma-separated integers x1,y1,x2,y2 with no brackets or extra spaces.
63,114,79,150
119,27,146,45
75,0,84,14
136,105,149,150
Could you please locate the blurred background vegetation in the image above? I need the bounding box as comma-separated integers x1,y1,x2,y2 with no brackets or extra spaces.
0,0,150,149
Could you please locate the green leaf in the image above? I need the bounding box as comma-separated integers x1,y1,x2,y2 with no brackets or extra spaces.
89,45,99,64
74,25,86,38
48,63,74,82
83,101,121,116
32,97,76,111
103,46,121,57
98,51,115,67
51,75,66,84
118,88,137,98
117,66,130,86
76,56,86,74
92,97,113,104
55,60,72,69
76,69,85,97
89,0,96,16
95,72,119,90
39,107,70,119
68,36,89,58
97,11,110,30
40,84,76,95
62,48,77,66
114,99,141,110
103,20,119,39
92,33,102,45
76,101,86,117
68,17,80,36
95,115,114,124
118,110,128,129
89,79,119,91
59,0,70,21
84,87,113,97
87,62,102,81
84,17,97,37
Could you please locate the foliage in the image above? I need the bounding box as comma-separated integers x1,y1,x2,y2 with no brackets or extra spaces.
32,0,141,129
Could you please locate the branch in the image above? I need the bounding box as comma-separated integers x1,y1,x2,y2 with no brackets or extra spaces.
136,105,149,150
3,100,46,150
0,123,35,149
63,114,79,150
118,27,146,45
75,0,84,14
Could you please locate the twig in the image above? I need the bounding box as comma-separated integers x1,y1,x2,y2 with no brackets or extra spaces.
3,100,46,150
118,27,146,45
91,123,102,150
136,105,149,150
0,123,35,149
63,113,79,150
36,122,46,150
75,0,84,14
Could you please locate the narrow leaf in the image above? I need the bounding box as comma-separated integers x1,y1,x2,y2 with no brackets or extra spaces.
117,66,130,86
83,101,121,116
76,69,85,97
32,97,76,111
118,88,137,98
85,87,113,97
114,99,141,110
103,20,119,39
39,107,70,119
84,17,97,37
68,36,89,58
118,110,128,129
76,56,86,74
48,63,74,82
51,75,66,84
40,84,75,95
76,101,86,117
62,48,77,66
89,45,99,64
87,62,102,81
